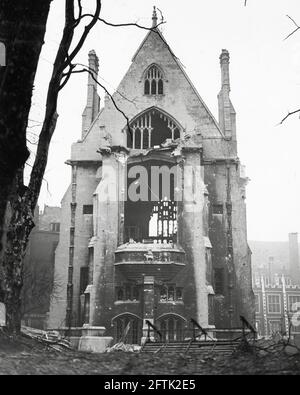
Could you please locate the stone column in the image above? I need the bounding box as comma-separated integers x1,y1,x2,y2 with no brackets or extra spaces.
180,148,208,327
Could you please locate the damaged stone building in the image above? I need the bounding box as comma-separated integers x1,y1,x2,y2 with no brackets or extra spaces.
48,8,254,346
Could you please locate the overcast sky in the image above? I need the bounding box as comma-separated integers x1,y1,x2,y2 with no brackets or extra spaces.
28,0,300,242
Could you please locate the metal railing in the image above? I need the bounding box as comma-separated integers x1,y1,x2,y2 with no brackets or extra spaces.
144,317,256,344
145,320,162,342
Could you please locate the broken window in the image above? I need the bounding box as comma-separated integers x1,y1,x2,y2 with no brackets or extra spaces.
144,64,163,95
159,285,183,302
125,198,177,244
127,108,181,149
115,284,140,302
124,160,178,244
148,200,177,243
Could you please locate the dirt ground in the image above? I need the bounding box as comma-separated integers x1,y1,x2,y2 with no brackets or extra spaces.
0,335,300,375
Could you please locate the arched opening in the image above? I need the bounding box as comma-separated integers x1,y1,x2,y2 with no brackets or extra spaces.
127,108,182,149
157,314,185,342
113,314,142,344
124,158,179,244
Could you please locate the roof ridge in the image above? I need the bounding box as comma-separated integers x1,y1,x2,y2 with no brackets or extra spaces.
131,29,225,138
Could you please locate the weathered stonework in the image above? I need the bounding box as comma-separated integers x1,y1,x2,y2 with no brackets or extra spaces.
48,11,254,346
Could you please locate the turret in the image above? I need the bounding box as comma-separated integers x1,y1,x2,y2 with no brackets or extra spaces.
152,6,158,28
81,50,100,139
218,49,236,144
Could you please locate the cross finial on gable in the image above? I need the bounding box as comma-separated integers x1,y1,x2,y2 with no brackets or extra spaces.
152,6,158,27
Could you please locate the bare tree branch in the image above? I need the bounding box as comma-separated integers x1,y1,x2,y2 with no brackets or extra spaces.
76,0,83,23
71,66,131,131
284,15,300,40
61,1,101,70
286,15,299,29
280,109,300,124
27,0,101,212
75,13,165,31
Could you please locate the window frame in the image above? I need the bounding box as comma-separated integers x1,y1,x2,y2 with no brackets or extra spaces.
288,295,300,312
267,294,281,314
143,64,164,96
255,293,260,314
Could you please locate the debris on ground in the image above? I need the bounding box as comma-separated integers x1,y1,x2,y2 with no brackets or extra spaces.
21,326,71,352
106,342,141,353
0,331,299,375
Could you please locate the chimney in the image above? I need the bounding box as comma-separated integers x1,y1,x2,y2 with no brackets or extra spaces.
81,50,100,139
288,233,300,285
218,49,236,143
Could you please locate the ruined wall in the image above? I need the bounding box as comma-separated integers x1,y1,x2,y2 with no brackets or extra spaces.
89,154,121,331
48,187,72,328
48,25,254,333
48,163,99,328
71,30,223,166
204,159,254,327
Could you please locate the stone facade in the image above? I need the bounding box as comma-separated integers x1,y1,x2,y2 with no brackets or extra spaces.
22,206,61,329
252,233,300,338
253,274,300,337
48,9,254,344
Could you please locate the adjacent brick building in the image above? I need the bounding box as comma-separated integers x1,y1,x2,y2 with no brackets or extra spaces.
22,206,60,329
252,234,300,338
48,8,254,344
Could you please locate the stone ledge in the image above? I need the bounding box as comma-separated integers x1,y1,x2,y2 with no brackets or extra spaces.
81,325,106,337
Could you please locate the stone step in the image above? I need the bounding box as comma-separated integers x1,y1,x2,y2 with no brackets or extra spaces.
142,340,240,355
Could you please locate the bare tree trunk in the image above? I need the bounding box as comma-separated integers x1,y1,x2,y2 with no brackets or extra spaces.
1,0,102,333
1,179,34,333
0,1,52,254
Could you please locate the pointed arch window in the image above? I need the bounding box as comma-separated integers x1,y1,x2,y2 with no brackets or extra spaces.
144,64,164,95
157,314,185,342
127,108,181,149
